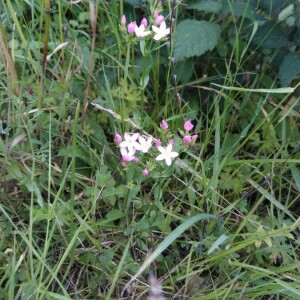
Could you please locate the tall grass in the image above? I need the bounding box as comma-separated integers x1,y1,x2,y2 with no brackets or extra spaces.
0,0,299,299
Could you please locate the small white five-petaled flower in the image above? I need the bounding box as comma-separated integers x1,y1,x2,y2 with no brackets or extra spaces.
152,21,170,41
138,136,153,153
119,133,141,153
134,24,151,38
156,143,179,166
120,146,136,161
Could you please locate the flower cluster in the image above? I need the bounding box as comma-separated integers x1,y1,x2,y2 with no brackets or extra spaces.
120,11,170,41
114,119,198,177
114,130,179,176
182,120,198,145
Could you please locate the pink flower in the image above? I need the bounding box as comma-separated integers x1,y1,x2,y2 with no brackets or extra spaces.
142,169,149,176
127,21,137,33
155,15,165,25
169,139,174,145
183,135,191,144
161,119,168,130
192,134,198,141
156,139,161,148
114,134,122,143
122,156,131,162
154,9,159,18
184,120,194,132
141,17,148,27
121,15,126,25
132,157,139,163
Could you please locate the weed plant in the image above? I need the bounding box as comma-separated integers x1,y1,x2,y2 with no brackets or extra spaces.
0,0,300,299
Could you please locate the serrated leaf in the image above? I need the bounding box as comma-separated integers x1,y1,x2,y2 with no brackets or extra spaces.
188,0,223,13
174,20,220,60
279,53,300,86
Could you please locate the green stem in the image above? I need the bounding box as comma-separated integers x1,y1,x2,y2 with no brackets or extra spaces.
37,0,51,136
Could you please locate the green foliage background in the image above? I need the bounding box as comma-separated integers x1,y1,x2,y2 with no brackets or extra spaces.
0,0,299,299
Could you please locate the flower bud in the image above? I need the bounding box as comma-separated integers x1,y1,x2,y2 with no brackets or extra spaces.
114,134,122,143
155,15,165,25
161,120,168,130
121,15,126,25
142,169,149,176
141,17,148,27
192,134,198,141
156,139,161,148
184,120,194,132
132,157,139,163
127,21,137,33
183,135,192,144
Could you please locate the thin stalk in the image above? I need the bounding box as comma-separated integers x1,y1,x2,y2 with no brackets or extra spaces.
70,102,80,235
83,0,98,116
37,0,51,136
168,0,181,112
0,21,20,96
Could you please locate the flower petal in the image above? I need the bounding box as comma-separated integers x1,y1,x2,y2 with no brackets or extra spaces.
152,25,160,34
156,154,165,161
157,146,166,154
169,152,179,158
165,157,172,166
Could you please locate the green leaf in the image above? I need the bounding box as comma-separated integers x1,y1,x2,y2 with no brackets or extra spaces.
278,4,294,21
122,213,220,294
291,165,300,192
222,1,257,20
279,53,300,86
174,20,220,60
124,0,143,6
208,234,229,255
188,0,223,13
252,22,290,49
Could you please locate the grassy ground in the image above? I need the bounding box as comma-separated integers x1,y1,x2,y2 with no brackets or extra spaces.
0,0,300,299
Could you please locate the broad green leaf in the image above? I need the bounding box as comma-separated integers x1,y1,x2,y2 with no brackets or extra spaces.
252,22,290,49
222,1,257,20
279,53,300,86
174,20,220,60
188,0,223,13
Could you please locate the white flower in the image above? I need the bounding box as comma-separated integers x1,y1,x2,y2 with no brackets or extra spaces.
119,133,141,153
134,24,151,38
152,21,170,41
138,136,153,153
156,143,178,166
120,146,136,160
